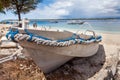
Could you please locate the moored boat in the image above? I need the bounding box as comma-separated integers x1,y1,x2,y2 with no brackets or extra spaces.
67,20,85,25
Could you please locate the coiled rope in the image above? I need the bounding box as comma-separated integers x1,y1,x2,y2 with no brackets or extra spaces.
6,28,102,47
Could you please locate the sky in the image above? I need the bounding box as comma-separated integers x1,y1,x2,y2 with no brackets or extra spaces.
0,0,120,21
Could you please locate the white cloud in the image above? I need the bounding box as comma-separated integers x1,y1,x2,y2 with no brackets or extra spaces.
23,1,73,19
24,0,120,19
1,0,120,21
66,0,120,18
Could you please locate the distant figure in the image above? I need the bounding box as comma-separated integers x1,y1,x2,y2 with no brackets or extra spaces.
48,26,51,30
33,23,37,28
19,23,22,28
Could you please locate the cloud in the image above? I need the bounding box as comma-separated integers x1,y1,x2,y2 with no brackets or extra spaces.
0,11,18,21
65,0,120,18
1,0,120,21
24,0,120,19
23,1,73,19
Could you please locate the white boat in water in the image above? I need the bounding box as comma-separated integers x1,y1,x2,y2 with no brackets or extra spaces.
6,19,102,73
67,20,84,24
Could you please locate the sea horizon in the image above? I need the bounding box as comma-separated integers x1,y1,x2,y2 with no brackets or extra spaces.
1,18,120,34
1,17,120,21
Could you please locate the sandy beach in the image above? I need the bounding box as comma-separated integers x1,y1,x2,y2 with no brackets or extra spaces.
99,33,120,46
0,24,120,80
0,0,120,79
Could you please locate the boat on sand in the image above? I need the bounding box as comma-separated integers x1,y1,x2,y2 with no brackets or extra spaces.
6,19,102,73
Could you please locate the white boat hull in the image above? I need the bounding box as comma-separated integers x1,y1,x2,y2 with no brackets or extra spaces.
8,28,100,73
20,41,99,73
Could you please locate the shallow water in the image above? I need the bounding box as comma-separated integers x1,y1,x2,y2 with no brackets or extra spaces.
29,19,120,34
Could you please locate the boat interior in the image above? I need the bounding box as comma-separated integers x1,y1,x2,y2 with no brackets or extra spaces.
18,28,97,41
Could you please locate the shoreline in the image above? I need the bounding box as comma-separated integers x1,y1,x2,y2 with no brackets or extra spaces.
0,24,120,46
0,23,120,34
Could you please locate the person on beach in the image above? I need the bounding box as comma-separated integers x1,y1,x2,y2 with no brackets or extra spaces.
19,23,22,28
33,22,37,28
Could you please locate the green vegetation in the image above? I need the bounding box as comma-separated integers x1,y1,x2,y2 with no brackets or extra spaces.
0,0,42,21
0,0,10,13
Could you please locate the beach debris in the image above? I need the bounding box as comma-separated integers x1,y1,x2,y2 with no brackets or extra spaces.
87,45,119,80
0,44,23,64
114,49,120,80
0,36,17,48
0,41,17,48
0,58,46,80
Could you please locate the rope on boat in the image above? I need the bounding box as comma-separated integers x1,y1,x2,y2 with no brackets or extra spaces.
0,44,23,64
6,29,102,47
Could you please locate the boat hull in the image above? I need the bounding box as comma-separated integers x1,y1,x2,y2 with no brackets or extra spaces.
15,29,100,73
20,41,99,73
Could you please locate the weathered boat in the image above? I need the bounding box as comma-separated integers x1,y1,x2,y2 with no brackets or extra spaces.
6,19,102,73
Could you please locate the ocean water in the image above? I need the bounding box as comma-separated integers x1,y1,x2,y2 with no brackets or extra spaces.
29,19,120,34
